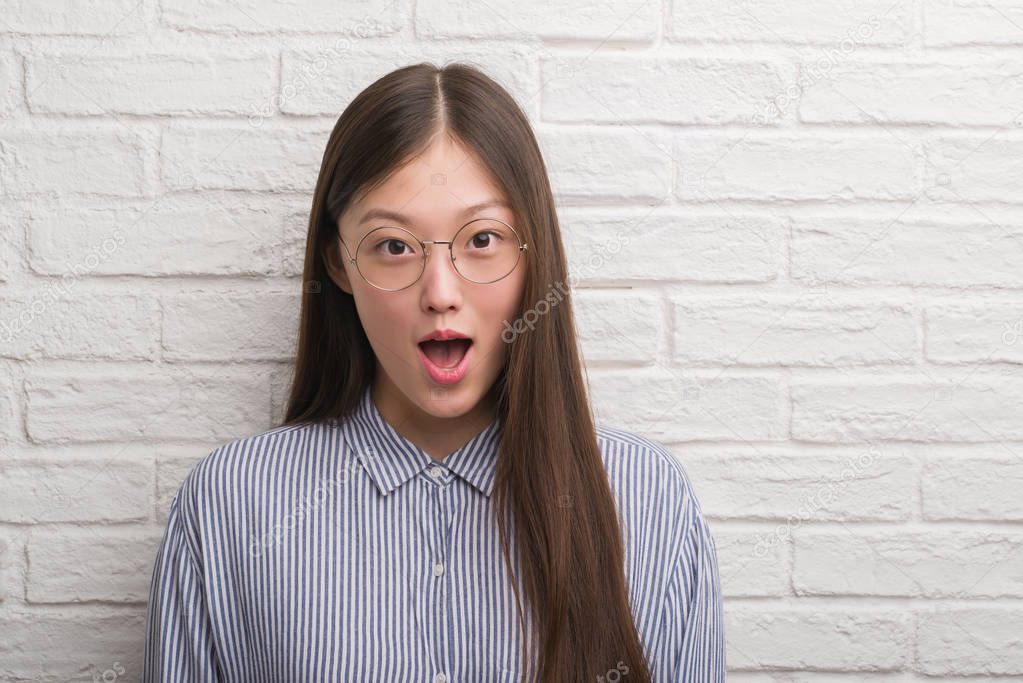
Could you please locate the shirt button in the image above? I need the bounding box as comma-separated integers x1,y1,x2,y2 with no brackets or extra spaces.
429,466,445,480
433,562,444,577
434,674,447,683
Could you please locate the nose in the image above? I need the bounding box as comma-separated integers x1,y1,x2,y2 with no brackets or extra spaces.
418,243,463,312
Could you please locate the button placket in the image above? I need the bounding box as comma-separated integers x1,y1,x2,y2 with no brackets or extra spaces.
424,476,456,683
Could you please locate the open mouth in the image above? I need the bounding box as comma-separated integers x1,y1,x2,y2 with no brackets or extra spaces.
417,338,473,369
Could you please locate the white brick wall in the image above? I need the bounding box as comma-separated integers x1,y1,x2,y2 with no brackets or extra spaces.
1,0,1021,678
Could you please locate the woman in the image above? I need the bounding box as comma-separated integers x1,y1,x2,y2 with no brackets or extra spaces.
143,62,725,682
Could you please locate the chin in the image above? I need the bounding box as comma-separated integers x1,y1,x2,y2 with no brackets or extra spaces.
421,384,477,413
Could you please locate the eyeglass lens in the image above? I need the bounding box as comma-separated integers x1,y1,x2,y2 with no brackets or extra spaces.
353,219,523,290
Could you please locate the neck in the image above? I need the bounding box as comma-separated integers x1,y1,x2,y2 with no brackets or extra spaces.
370,374,497,461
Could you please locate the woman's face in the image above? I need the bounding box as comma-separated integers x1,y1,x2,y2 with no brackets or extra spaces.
328,134,527,421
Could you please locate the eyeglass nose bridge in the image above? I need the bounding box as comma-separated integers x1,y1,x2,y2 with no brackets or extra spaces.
418,240,464,274
419,239,454,257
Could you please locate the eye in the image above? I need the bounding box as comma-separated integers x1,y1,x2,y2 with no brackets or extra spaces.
371,236,417,257
467,230,502,250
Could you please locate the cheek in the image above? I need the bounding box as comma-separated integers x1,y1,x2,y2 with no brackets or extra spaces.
353,291,409,339
499,273,527,320
478,280,525,336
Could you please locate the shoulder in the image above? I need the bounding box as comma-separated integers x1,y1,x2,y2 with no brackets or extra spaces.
595,423,701,506
594,421,709,541
593,422,720,600
174,420,331,512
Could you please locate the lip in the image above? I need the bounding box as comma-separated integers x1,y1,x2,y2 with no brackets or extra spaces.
417,338,473,385
418,328,471,343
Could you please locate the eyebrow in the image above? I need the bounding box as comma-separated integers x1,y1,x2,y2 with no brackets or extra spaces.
356,199,510,226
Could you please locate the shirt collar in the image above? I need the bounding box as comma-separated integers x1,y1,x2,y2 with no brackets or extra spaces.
340,385,502,498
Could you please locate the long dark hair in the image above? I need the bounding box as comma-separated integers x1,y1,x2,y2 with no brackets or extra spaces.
282,62,652,683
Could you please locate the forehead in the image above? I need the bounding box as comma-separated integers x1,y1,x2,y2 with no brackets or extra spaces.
342,137,514,233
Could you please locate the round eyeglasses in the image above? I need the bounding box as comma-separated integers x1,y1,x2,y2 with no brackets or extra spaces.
339,218,528,292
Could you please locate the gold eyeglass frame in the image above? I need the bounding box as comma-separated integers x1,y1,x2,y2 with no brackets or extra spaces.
339,217,529,292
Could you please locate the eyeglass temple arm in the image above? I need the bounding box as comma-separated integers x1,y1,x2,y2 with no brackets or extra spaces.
338,236,356,264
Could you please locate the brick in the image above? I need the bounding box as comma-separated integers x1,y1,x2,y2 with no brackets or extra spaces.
727,609,911,670
791,379,1023,442
574,291,660,364
0,293,155,360
0,129,148,197
687,451,915,521
280,207,311,277
714,528,791,597
791,217,1023,288
0,610,145,679
0,531,20,602
800,61,1023,126
0,51,16,117
0,366,16,445
917,608,1023,674
0,461,150,523
925,136,1023,203
794,530,1023,597
0,0,144,34
161,291,300,361
673,297,916,366
26,51,276,115
922,455,1023,521
279,48,536,117
270,364,295,428
671,0,909,45
415,0,657,41
925,0,1023,46
590,370,786,442
926,304,1023,363
27,200,298,277
537,127,673,202
0,204,17,282
542,55,790,125
561,212,784,284
161,125,329,192
675,134,921,201
25,366,272,443
27,528,165,603
162,0,400,34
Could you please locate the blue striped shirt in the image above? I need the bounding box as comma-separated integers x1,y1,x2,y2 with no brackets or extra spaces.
142,385,725,681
